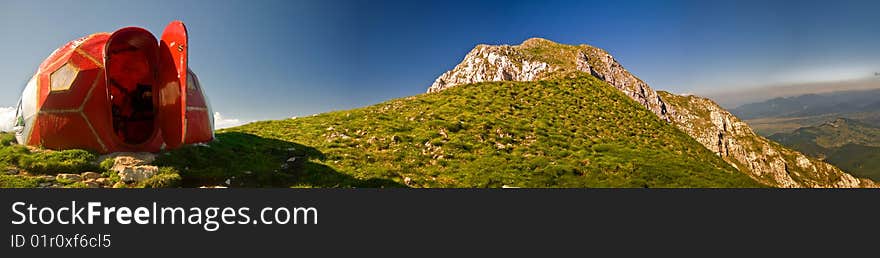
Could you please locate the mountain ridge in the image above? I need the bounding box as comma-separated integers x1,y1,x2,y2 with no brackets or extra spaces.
427,37,875,188
428,38,672,122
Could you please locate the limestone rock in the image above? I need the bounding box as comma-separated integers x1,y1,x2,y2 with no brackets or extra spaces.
103,152,159,183
95,178,110,185
105,152,157,172
81,172,101,180
82,179,101,188
119,165,158,183
428,43,551,93
56,173,82,181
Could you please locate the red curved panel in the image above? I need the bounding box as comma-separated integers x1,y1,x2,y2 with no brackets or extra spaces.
183,70,213,144
185,110,213,144
158,20,188,149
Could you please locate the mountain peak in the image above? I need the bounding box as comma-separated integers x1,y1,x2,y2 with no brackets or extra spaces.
427,38,671,122
520,37,556,47
426,38,876,188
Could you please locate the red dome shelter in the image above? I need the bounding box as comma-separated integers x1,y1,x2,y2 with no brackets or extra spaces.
12,21,214,153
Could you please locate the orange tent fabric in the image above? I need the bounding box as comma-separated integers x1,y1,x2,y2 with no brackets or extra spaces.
13,21,214,153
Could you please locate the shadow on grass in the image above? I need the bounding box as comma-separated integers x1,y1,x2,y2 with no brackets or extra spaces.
154,132,406,188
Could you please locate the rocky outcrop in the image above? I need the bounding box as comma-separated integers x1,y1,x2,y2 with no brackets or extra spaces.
428,38,671,122
50,172,115,188
429,44,553,91
103,152,159,183
56,173,82,181
658,92,877,188
428,37,876,188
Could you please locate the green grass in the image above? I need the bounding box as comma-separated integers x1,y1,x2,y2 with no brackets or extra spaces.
155,75,761,188
0,132,179,188
0,174,45,188
824,144,880,181
0,134,59,187
17,149,99,175
0,133,100,175
141,167,183,188
2,75,763,188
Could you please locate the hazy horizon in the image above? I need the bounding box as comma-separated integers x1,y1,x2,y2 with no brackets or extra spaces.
704,77,880,108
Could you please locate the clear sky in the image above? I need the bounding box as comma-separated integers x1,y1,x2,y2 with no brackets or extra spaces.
2,0,879,127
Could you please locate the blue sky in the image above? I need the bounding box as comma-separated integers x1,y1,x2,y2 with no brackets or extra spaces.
2,0,879,126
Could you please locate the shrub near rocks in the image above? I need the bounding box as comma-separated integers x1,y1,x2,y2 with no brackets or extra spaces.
141,167,182,188
0,145,29,169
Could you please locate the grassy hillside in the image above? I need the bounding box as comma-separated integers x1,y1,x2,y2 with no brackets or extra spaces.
1,75,762,188
156,75,761,187
770,118,880,181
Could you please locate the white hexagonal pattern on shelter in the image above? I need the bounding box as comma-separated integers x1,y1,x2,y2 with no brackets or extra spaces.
50,62,79,92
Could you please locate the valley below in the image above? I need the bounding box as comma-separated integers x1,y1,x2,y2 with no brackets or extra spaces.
732,89,880,181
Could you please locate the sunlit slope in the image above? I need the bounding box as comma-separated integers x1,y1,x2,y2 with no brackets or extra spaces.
210,76,760,187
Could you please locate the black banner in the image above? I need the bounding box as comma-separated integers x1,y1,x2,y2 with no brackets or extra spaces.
1,189,878,256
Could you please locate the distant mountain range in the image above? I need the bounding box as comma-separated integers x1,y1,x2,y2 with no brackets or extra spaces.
707,78,880,108
731,89,880,120
732,89,880,136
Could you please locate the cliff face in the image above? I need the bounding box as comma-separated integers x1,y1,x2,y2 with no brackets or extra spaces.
658,92,876,188
428,38,671,122
428,37,876,188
